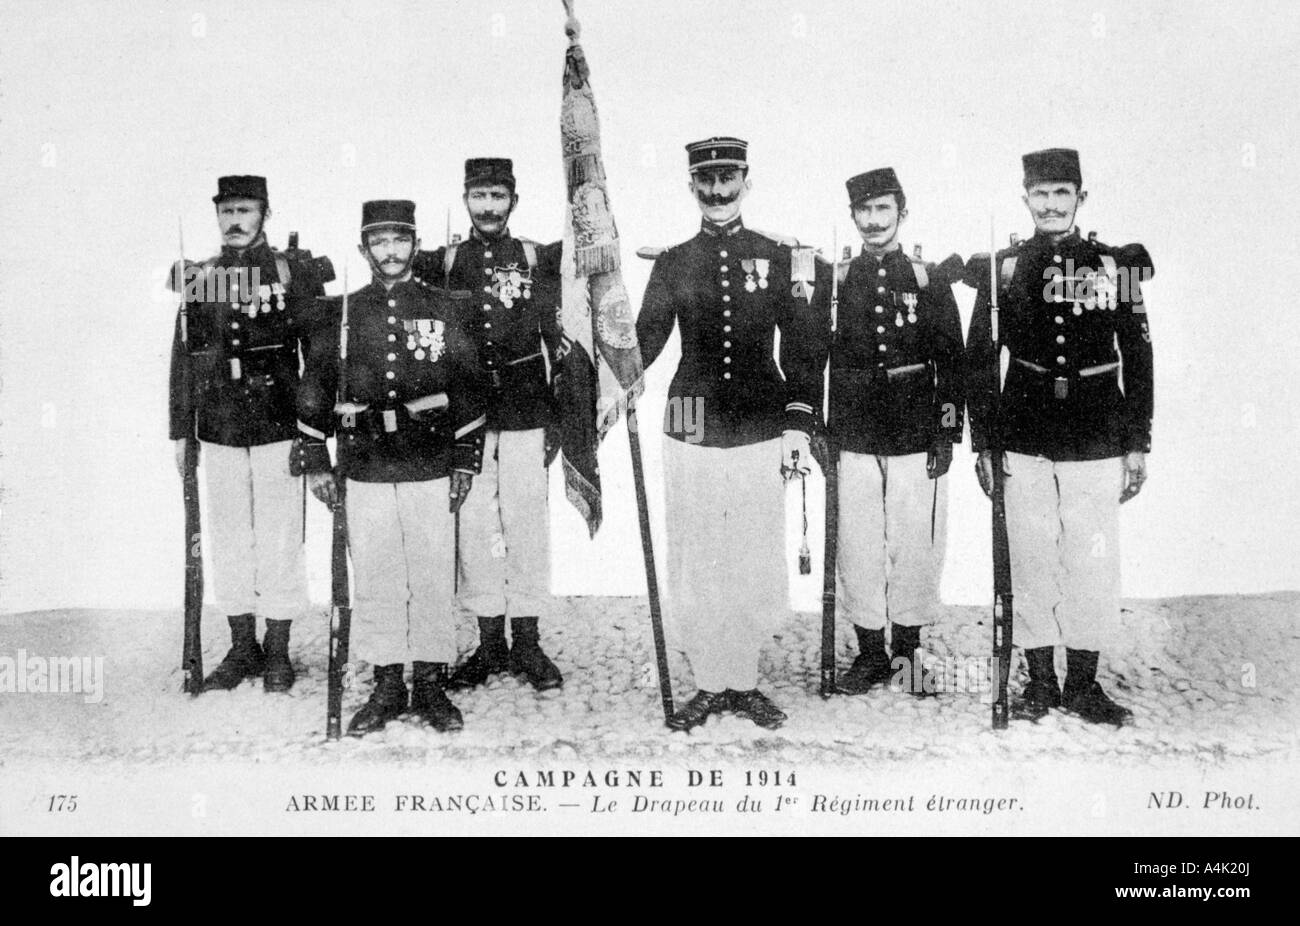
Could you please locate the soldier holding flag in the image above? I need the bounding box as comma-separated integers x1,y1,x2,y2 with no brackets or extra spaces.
636,137,830,731
963,148,1153,726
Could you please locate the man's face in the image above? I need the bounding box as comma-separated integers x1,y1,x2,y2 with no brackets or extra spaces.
216,198,267,249
464,183,517,238
359,228,419,281
851,194,905,249
688,167,750,225
1023,181,1086,235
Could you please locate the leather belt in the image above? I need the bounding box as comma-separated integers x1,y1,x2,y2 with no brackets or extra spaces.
487,351,544,389
1014,358,1119,399
335,392,448,434
836,361,929,381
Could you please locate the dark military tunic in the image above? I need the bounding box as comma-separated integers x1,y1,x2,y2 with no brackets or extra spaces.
295,278,487,483
169,238,325,445
413,231,562,432
636,219,829,446
964,229,1154,461
828,247,965,455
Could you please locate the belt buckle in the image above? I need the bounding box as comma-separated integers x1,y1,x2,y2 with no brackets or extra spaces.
1054,376,1069,400
488,369,503,389
382,409,398,433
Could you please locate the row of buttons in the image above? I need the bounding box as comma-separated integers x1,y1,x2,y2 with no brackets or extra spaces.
719,248,732,379
386,298,399,396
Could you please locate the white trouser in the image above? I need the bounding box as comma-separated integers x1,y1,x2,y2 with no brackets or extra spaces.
457,428,551,619
837,451,948,630
202,440,307,623
1003,452,1123,652
346,479,456,666
662,438,787,692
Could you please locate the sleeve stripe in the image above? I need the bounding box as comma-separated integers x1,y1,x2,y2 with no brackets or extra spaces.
455,415,487,439
297,420,326,440
785,402,814,414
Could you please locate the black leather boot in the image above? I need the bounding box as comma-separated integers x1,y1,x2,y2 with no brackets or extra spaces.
262,619,295,693
666,690,728,732
890,624,934,697
447,616,509,690
347,664,409,737
509,617,563,690
728,689,788,730
411,662,464,732
1011,646,1061,721
203,614,265,691
836,626,893,695
1062,649,1132,726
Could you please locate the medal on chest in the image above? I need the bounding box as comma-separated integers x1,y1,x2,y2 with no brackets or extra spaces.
902,292,918,325
740,258,769,293
232,281,286,318
402,318,446,363
490,263,533,309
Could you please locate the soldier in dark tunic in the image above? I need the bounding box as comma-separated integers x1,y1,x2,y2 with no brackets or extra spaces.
413,158,564,693
636,137,830,731
169,175,326,693
964,148,1154,726
824,168,966,696
294,200,487,735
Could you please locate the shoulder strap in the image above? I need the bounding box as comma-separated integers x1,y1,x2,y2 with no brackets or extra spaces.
1098,253,1118,280
908,257,929,290
443,243,460,287
272,252,291,286
999,254,1018,292
520,240,537,271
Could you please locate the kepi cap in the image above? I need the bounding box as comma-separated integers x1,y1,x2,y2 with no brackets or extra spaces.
1022,148,1082,186
213,175,268,205
361,200,417,233
686,136,748,173
846,167,903,206
464,158,516,191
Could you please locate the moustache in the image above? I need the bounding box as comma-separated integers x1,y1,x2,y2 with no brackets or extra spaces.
697,193,737,207
862,227,889,235
475,213,506,223
225,227,246,235
1038,211,1067,219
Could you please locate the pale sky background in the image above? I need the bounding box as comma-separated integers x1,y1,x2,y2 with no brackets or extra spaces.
1,0,1297,613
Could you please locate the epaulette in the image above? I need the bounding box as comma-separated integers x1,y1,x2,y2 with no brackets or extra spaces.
1110,241,1154,278
932,252,965,287
748,227,801,248
636,245,672,260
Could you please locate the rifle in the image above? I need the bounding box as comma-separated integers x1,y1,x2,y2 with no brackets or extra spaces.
819,233,848,698
627,395,674,724
177,217,205,696
326,267,353,741
289,231,308,544
446,210,461,596
988,219,1014,730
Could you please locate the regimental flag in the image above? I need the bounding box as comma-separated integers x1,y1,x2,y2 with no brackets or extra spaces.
552,2,643,537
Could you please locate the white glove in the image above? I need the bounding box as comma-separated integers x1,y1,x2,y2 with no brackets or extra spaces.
781,429,811,479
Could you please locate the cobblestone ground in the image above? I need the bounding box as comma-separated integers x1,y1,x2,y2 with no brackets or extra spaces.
1,593,1297,767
